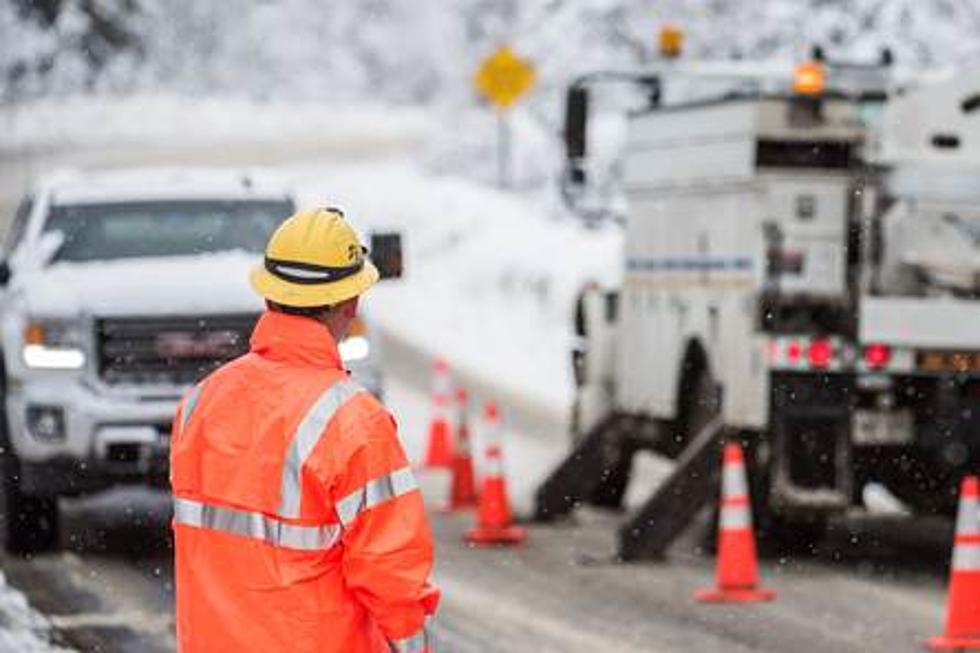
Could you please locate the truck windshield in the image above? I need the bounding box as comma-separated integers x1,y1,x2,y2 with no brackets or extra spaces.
43,200,293,263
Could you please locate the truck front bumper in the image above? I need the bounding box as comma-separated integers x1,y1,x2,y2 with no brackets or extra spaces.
7,377,177,496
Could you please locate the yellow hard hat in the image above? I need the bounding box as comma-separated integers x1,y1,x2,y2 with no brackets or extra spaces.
250,207,380,307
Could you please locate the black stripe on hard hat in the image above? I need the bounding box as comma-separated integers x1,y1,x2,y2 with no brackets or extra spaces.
265,253,365,285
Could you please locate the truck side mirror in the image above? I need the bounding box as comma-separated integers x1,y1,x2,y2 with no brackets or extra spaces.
0,261,10,287
369,232,403,280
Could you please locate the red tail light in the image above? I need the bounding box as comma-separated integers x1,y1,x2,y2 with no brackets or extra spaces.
808,338,833,369
786,340,802,364
864,343,892,369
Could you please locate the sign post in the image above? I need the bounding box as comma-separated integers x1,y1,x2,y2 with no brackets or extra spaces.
474,46,536,189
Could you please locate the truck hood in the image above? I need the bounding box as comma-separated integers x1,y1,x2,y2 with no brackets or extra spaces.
18,251,265,318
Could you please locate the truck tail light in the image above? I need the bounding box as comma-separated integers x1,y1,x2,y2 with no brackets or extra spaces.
807,338,833,369
786,340,802,364
864,343,892,370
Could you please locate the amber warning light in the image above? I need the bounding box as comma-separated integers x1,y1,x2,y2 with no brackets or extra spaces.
793,61,826,96
658,25,684,59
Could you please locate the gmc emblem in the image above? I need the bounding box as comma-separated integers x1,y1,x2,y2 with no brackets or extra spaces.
155,330,242,359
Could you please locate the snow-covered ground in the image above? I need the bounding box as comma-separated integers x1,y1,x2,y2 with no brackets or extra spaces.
0,571,72,652
0,96,432,159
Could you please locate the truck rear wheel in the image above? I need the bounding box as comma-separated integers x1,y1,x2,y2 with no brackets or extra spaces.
664,367,718,458
875,451,959,516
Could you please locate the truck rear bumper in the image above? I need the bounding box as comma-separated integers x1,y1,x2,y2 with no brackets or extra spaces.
770,370,980,513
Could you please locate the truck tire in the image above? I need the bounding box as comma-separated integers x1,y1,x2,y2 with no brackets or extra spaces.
664,367,718,458
1,454,59,555
0,368,60,555
876,451,958,516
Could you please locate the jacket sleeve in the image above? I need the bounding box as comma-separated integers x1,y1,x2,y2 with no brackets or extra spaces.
331,402,440,651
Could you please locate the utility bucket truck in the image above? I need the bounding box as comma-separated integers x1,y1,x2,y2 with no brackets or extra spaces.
537,54,980,559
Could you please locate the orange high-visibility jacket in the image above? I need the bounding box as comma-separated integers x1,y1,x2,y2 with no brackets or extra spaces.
170,311,439,653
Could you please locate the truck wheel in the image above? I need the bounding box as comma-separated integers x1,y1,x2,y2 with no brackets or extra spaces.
664,368,718,458
1,454,60,555
876,451,958,516
0,363,60,555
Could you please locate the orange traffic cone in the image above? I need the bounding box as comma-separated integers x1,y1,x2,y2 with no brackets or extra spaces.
927,475,980,651
423,358,454,469
695,442,775,603
444,388,479,512
464,402,525,546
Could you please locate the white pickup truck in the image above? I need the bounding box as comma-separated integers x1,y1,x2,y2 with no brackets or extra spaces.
0,168,396,553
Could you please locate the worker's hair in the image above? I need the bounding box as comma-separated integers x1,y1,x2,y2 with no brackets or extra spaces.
266,301,334,319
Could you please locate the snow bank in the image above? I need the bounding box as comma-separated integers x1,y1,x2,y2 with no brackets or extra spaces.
0,95,432,158
0,571,72,652
287,161,622,413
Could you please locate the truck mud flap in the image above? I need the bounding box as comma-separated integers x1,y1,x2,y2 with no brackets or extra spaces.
618,416,726,561
533,415,633,522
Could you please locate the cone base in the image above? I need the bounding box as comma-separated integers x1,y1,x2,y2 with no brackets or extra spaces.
926,635,980,651
694,586,776,603
464,525,526,546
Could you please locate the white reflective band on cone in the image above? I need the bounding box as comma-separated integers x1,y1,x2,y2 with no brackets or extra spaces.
484,457,504,477
955,498,979,534
720,505,752,530
173,498,342,551
953,543,980,571
181,384,203,429
722,464,748,499
336,466,418,528
279,379,364,518
389,621,431,653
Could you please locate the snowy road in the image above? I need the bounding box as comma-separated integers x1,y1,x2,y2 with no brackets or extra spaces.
0,139,956,651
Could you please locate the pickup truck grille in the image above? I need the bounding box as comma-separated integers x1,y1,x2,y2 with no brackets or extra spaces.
96,314,258,385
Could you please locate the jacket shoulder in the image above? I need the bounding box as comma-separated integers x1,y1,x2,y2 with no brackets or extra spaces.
334,384,397,443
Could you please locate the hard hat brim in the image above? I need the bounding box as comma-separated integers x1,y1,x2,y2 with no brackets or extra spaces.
249,259,380,307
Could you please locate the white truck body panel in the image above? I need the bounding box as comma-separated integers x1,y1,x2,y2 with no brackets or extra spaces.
617,97,865,430
860,297,980,350
880,67,980,168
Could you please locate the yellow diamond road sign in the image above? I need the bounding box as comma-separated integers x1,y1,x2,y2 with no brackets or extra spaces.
474,46,536,109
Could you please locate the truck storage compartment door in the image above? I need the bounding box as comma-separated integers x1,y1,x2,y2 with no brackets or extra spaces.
770,374,853,512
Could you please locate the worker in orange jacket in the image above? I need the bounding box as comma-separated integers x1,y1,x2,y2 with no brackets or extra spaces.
170,207,439,652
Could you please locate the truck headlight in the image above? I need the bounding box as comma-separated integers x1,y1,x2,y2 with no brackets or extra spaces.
339,335,370,362
22,320,86,370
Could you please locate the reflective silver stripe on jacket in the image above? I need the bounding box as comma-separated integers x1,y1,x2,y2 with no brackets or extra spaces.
388,621,431,653
336,466,418,528
181,384,204,429
279,379,365,519
174,497,342,552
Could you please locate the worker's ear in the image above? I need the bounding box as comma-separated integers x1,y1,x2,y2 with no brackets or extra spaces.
340,297,359,319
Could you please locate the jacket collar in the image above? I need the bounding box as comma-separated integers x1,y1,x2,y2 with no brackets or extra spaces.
250,310,343,370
